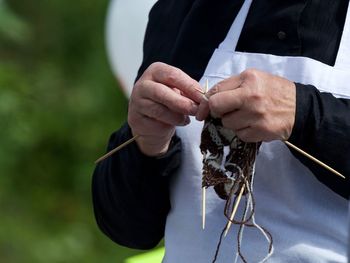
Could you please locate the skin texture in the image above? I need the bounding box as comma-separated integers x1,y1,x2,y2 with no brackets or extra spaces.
129,63,296,156
128,62,203,156
196,69,296,142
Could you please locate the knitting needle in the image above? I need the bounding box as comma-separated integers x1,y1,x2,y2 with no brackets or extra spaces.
202,186,206,230
195,86,206,94
284,141,345,179
202,79,209,230
222,140,344,236
204,79,209,94
95,135,140,164
95,85,205,164
224,184,246,237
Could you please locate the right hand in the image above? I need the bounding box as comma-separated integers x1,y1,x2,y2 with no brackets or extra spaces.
128,62,203,156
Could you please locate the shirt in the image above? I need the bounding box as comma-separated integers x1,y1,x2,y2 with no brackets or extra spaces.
92,0,350,250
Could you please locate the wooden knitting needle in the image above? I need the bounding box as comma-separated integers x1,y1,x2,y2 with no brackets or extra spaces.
205,79,209,94
195,86,206,94
95,135,140,164
202,79,209,230
95,85,205,164
202,186,206,230
224,184,246,237
222,140,344,236
95,87,205,164
284,141,345,179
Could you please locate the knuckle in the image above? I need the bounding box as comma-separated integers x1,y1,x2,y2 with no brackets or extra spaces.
208,96,219,112
133,79,153,99
245,85,264,104
241,68,259,82
243,68,258,77
165,68,181,84
245,92,258,108
208,83,220,95
135,78,151,91
156,88,169,105
258,104,268,116
149,104,164,120
255,109,266,120
251,97,268,116
149,61,165,72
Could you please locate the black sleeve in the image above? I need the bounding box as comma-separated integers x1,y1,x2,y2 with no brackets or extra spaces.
91,0,195,249
92,123,182,249
288,83,350,199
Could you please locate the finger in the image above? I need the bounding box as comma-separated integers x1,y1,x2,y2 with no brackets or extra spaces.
195,95,210,121
128,113,174,138
206,75,242,97
150,62,203,103
139,80,199,116
209,88,246,117
138,99,190,126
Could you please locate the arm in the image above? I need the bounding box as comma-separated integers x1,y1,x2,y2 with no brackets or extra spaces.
92,123,181,249
196,69,350,198
92,0,204,248
92,62,203,249
288,84,350,198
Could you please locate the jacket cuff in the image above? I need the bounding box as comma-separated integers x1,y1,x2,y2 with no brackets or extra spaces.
288,83,316,145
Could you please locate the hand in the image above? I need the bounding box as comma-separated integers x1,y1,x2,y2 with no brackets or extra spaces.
196,69,296,142
128,62,203,156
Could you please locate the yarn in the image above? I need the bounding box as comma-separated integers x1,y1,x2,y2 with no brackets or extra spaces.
200,116,273,263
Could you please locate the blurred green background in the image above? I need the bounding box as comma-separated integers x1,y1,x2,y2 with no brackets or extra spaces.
0,0,146,262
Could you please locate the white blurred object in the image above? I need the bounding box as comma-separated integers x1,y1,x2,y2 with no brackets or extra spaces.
106,0,157,97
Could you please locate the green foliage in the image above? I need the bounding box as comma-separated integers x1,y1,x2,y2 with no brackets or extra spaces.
0,0,143,262
0,0,30,44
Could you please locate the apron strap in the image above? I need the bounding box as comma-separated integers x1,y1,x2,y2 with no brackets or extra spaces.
218,0,253,51
334,1,350,69
219,0,350,70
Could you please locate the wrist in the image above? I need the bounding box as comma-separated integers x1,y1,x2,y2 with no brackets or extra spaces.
131,131,175,157
136,139,172,157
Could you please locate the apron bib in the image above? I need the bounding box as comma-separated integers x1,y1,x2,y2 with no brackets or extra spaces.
163,1,350,262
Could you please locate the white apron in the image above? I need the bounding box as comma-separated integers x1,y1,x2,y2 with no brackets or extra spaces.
163,1,350,262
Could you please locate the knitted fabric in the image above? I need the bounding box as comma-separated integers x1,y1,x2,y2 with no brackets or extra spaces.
200,115,273,263
200,116,259,199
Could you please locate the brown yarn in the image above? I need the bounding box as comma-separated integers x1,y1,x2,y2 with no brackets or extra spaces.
200,116,273,263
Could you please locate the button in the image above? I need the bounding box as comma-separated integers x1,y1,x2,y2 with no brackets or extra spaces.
277,31,287,40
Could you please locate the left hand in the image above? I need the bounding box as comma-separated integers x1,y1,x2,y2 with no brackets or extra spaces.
196,69,296,142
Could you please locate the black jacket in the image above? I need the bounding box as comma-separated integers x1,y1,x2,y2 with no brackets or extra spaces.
93,0,350,249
